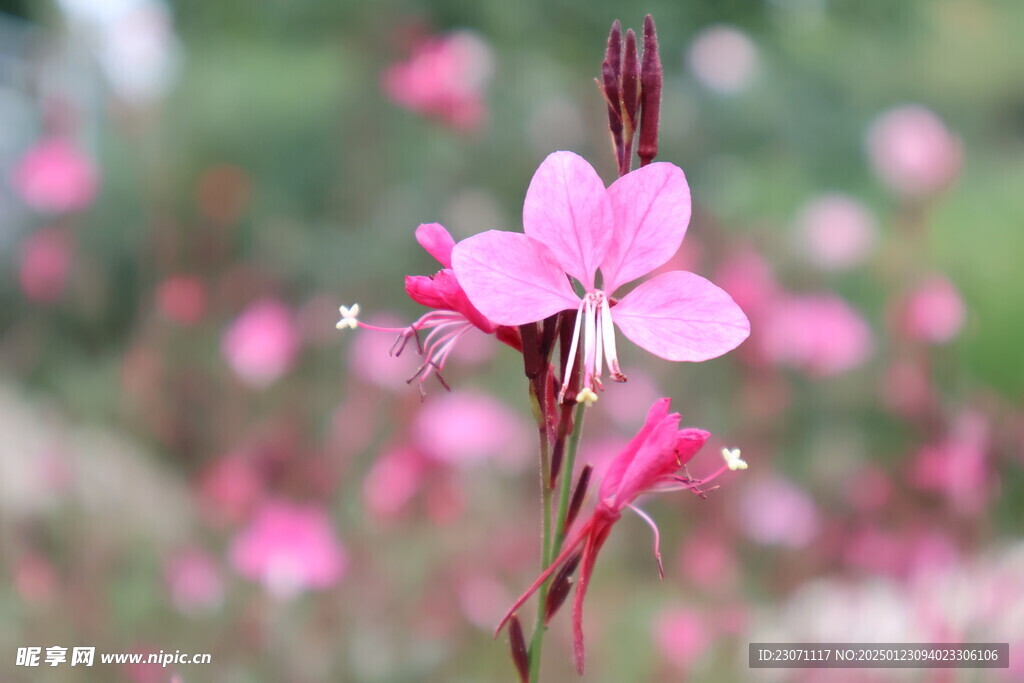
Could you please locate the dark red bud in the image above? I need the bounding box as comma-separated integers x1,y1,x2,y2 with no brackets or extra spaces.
544,550,583,623
508,614,529,683
639,14,663,167
622,29,640,131
564,464,593,533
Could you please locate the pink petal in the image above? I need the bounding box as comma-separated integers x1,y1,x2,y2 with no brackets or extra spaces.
601,163,691,293
612,271,750,361
598,398,672,502
523,151,612,289
612,412,682,508
415,222,456,268
452,230,580,326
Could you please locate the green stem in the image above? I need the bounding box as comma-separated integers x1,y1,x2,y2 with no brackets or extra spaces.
553,402,587,550
527,401,587,682
527,389,553,683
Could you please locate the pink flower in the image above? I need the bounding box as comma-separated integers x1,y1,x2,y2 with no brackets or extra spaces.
12,138,98,213
866,105,962,198
230,500,347,599
156,275,206,325
453,152,749,404
908,410,990,515
222,298,300,388
687,25,759,95
165,548,224,615
19,228,73,303
795,193,877,271
362,446,425,520
899,275,965,344
738,475,820,548
338,223,520,391
412,391,529,467
496,398,742,673
382,31,492,131
653,608,711,671
760,293,873,376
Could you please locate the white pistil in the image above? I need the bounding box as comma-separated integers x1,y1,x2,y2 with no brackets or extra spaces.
336,303,360,329
722,447,747,471
600,294,625,381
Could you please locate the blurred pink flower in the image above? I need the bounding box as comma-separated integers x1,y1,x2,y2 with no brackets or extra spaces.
714,246,780,320
348,312,424,390
899,275,966,344
19,228,73,303
197,453,264,526
760,294,873,376
412,391,528,467
453,151,748,404
12,138,98,213
908,410,991,515
221,299,300,387
13,552,58,605
653,608,711,671
739,475,820,548
165,548,224,615
498,398,738,673
156,275,207,325
796,193,878,270
230,500,347,599
382,31,492,130
678,531,737,590
866,105,962,198
687,25,759,95
362,445,425,520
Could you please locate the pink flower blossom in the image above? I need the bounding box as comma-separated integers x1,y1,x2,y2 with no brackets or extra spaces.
899,275,965,344
230,500,347,599
197,452,264,526
382,31,492,131
866,105,962,198
412,391,529,468
653,608,711,671
795,193,877,270
687,25,759,95
362,445,425,520
453,152,749,404
12,138,98,213
19,228,73,303
339,223,520,391
156,275,206,325
222,298,300,388
496,398,743,673
908,410,990,515
760,293,873,376
165,548,224,615
738,475,820,548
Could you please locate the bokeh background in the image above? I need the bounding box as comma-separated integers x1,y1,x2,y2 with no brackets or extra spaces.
2,0,1023,681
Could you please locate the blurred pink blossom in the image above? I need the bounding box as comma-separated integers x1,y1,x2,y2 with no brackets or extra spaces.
653,608,711,671
156,275,207,325
739,475,820,548
760,294,873,376
19,228,73,303
412,391,528,467
687,25,759,95
165,548,224,615
197,453,264,526
899,275,966,344
382,31,492,130
678,531,737,590
866,105,962,198
796,193,878,270
230,500,347,599
12,138,98,213
908,410,991,515
714,247,780,320
13,552,59,604
221,299,300,387
362,446,425,520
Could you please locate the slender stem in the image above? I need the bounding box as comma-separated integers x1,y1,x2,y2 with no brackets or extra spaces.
553,402,587,551
527,388,553,683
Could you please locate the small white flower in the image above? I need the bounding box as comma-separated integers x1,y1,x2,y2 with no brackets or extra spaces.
722,447,747,471
336,304,360,330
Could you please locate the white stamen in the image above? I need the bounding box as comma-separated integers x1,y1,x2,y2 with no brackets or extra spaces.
600,294,625,381
336,303,360,330
575,387,599,406
557,299,587,404
582,294,598,390
722,447,747,471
